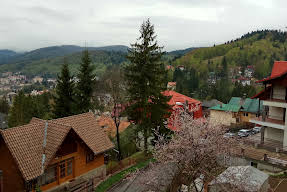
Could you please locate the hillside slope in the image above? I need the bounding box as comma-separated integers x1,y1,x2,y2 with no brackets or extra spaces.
0,50,19,64
0,50,127,77
0,45,195,77
0,45,129,65
174,30,287,79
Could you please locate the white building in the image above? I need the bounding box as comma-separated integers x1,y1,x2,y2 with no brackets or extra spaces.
250,61,287,148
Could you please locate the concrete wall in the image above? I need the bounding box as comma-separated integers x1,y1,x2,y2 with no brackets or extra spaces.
269,106,284,120
210,110,236,126
273,85,286,100
264,127,284,142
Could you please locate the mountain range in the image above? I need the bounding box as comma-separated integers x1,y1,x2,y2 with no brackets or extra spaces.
0,45,194,77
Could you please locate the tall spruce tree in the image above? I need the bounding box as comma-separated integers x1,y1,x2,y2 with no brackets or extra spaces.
0,96,9,114
52,60,75,118
8,91,33,127
75,50,96,113
124,19,172,153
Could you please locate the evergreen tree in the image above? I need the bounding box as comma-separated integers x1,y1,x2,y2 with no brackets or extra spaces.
75,50,96,113
221,56,228,79
124,19,172,152
8,92,52,128
0,96,9,114
53,60,76,118
8,91,32,127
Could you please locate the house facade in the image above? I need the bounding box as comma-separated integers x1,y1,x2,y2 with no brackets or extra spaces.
250,61,287,148
209,97,262,126
0,112,114,192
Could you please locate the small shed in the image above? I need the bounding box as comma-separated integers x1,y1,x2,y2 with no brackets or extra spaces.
208,166,269,192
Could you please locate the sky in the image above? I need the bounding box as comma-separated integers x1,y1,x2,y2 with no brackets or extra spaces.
0,0,287,52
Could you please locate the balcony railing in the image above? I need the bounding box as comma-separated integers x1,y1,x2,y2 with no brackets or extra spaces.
265,98,287,103
250,116,285,129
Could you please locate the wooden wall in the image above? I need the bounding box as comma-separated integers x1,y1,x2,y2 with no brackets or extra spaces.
0,136,25,192
75,142,104,177
41,131,105,191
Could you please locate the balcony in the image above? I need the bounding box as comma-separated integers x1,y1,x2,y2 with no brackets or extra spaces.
263,99,287,108
250,116,285,130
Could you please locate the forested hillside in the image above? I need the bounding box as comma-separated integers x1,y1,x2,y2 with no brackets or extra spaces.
0,50,127,77
0,45,193,77
174,30,287,79
171,30,287,102
0,50,19,64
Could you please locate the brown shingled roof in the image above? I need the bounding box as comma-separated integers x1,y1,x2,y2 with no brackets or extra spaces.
0,112,114,181
50,112,114,155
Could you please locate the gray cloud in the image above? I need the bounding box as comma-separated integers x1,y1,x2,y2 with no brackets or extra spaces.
0,0,287,51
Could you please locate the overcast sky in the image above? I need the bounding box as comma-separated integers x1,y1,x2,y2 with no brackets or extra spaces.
1,0,287,52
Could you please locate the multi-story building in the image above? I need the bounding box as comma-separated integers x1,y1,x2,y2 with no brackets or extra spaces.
250,61,287,148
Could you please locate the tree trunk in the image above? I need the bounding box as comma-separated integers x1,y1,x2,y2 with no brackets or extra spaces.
116,122,122,161
144,128,148,154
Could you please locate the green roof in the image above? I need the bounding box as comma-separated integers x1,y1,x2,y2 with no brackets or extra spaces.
242,98,263,113
209,97,263,113
209,103,241,112
228,97,242,105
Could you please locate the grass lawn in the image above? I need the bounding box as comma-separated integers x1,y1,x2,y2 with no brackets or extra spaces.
95,158,153,192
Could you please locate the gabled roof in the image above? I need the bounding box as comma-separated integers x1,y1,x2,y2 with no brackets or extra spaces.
162,90,201,110
202,99,222,108
209,97,262,113
257,61,287,83
228,97,242,105
209,104,241,112
0,112,114,181
241,98,263,113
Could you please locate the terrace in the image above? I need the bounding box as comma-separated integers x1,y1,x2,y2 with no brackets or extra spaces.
250,116,285,130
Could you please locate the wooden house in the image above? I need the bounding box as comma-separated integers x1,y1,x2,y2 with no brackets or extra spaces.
0,112,114,192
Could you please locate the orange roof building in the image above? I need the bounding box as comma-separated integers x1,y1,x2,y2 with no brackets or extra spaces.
162,90,203,131
97,115,130,137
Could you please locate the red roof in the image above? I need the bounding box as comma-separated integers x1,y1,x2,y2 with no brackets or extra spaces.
257,61,287,83
162,90,201,109
167,82,176,86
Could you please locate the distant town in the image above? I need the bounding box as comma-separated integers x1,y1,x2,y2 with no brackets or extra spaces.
0,72,56,103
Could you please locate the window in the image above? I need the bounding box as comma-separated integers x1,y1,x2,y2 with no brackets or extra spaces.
243,113,248,117
39,164,57,185
86,152,95,163
67,159,73,176
59,161,66,178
